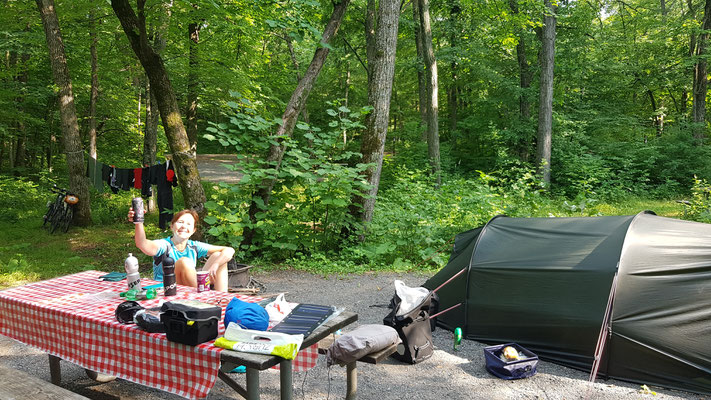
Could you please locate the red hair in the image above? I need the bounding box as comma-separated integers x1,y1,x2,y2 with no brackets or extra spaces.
171,209,199,225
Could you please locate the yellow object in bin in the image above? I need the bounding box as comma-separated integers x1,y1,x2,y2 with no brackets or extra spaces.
502,345,519,360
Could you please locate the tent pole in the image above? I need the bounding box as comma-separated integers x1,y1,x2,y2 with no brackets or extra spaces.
588,270,619,386
432,267,467,294
429,302,462,319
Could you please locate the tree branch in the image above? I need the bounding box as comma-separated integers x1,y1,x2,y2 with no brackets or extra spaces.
343,37,368,73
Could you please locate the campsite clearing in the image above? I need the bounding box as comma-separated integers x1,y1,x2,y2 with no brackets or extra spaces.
0,270,703,399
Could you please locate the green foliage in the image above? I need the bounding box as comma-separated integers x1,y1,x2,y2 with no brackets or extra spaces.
361,166,504,267
204,100,372,259
681,176,711,223
89,190,138,225
0,176,45,222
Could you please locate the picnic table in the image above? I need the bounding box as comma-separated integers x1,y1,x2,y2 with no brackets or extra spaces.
0,270,357,399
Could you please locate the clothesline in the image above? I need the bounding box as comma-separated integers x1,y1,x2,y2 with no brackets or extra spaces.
86,156,178,229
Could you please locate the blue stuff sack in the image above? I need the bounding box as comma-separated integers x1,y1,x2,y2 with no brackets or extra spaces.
224,297,269,331
484,343,539,380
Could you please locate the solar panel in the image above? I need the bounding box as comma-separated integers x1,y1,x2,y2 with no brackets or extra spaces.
269,303,335,337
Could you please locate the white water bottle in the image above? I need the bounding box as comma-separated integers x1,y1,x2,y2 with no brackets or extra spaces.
125,253,141,290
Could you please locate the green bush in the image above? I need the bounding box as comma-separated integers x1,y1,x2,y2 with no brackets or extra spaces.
0,175,45,222
681,176,711,223
203,99,372,259
89,190,137,225
362,166,505,267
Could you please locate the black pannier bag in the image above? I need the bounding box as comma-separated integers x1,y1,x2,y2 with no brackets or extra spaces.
483,343,539,380
383,291,434,364
160,300,222,346
428,291,439,332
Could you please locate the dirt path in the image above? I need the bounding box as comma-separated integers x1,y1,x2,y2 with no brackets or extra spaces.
196,154,242,184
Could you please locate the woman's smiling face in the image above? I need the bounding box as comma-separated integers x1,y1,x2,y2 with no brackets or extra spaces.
171,213,196,239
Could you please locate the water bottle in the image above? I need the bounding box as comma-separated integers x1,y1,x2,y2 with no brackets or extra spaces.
162,255,177,296
453,327,463,351
125,253,141,290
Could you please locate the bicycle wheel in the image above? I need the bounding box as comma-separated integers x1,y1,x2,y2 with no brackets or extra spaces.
60,207,73,233
50,206,66,234
45,196,63,228
43,202,55,227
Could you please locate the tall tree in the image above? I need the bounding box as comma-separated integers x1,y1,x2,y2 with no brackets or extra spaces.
536,0,556,185
446,0,461,135
87,2,99,159
241,0,351,247
693,0,711,142
417,0,441,186
351,0,400,227
112,0,206,214
186,11,201,152
36,0,91,225
144,12,170,174
510,0,533,162
413,0,428,134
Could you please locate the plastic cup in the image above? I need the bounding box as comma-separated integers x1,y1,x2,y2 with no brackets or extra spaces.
197,271,210,292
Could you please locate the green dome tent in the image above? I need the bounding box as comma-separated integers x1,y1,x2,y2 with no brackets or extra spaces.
423,211,711,394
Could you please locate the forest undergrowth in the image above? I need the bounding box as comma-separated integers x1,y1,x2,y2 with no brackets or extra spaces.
0,169,702,289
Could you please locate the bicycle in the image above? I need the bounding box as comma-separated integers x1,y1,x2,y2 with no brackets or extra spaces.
43,185,79,233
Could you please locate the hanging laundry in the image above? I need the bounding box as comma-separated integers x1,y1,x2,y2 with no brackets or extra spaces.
151,160,178,229
134,167,143,189
141,165,152,198
85,157,104,193
108,166,120,194
117,168,133,191
101,164,111,183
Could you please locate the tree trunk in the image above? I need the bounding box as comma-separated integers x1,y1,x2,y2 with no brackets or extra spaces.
351,0,400,228
36,0,91,225
343,65,350,147
365,0,376,84
510,0,532,162
144,25,166,171
447,0,460,135
285,35,312,124
647,89,664,138
11,50,30,173
693,0,711,142
112,0,206,214
186,19,200,152
88,3,99,160
417,0,440,186
413,0,427,137
536,0,556,185
241,0,350,247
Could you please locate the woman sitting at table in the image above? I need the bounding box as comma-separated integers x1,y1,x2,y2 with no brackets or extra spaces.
128,208,234,292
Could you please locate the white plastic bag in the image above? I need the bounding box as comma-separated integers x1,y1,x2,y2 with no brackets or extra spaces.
264,293,294,323
394,280,430,317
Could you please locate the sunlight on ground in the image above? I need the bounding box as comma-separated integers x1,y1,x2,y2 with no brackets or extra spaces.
434,349,471,365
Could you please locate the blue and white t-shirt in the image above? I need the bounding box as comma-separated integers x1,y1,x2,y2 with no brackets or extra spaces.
152,237,210,281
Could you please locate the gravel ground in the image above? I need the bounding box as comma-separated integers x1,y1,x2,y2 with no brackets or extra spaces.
0,270,705,400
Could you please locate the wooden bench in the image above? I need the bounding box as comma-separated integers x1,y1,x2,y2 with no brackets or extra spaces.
318,335,399,400
0,363,89,400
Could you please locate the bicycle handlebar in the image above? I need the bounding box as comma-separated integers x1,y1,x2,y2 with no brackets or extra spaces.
49,185,76,197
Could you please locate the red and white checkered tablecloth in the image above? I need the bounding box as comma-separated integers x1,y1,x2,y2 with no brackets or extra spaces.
0,270,318,399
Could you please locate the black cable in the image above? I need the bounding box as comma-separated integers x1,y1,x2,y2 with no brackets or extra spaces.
326,365,332,400
301,367,308,400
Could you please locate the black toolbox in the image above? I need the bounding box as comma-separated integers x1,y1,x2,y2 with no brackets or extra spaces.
483,343,539,380
160,300,222,346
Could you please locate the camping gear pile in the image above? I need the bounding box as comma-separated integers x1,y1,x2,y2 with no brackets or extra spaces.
423,211,711,395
